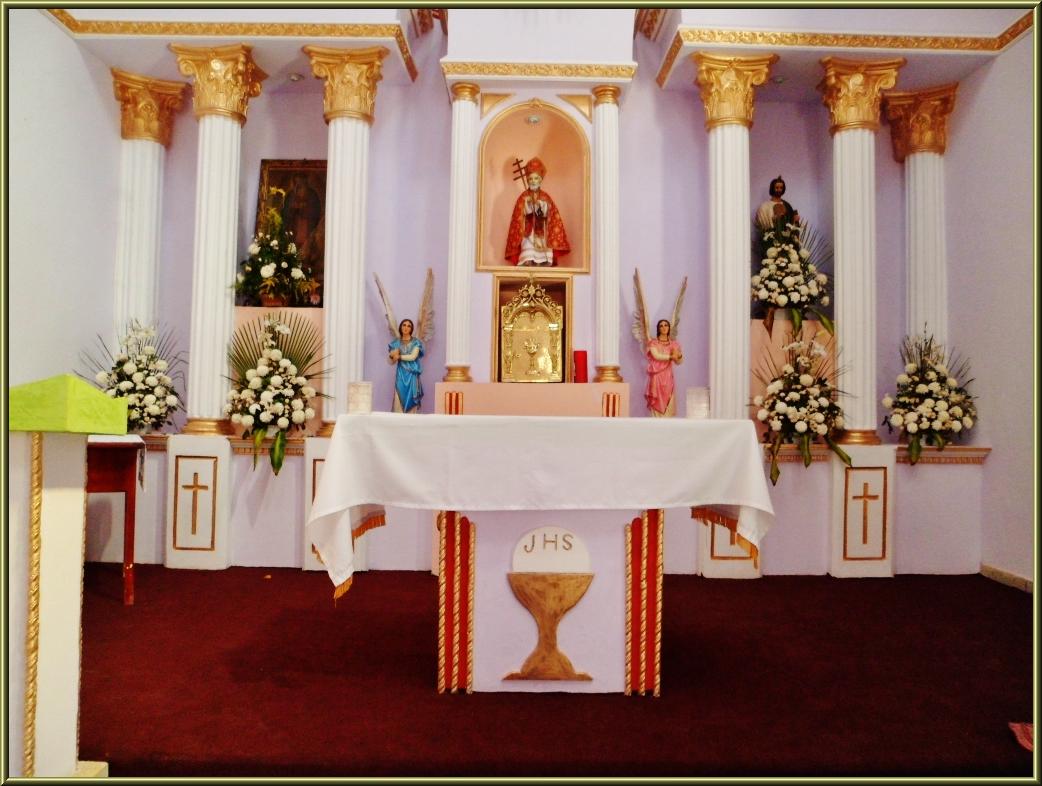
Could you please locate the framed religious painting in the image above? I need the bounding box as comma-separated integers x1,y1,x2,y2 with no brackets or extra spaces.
491,272,573,383
477,98,590,274
255,159,327,305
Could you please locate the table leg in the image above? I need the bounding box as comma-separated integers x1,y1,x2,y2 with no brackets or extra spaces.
122,487,136,606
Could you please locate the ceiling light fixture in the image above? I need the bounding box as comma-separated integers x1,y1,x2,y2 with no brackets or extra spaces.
288,73,304,83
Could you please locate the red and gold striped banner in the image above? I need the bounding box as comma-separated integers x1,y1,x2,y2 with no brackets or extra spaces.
444,390,464,415
625,509,663,696
437,510,475,693
601,392,621,417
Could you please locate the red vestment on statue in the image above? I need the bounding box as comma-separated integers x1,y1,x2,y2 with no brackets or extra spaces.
504,188,570,265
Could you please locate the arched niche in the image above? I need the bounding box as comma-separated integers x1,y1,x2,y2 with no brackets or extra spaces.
477,98,590,273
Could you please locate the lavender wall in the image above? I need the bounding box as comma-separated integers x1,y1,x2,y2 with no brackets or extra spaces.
7,10,121,385
946,32,1035,581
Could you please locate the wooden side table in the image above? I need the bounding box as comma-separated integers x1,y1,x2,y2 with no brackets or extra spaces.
86,437,145,605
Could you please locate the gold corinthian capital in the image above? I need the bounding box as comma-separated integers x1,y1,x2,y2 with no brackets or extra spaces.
303,45,390,124
818,56,906,135
111,68,187,148
692,53,778,131
882,83,958,163
169,43,267,125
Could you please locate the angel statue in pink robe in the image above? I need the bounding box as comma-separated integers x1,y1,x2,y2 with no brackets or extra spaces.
632,270,687,417
374,268,434,413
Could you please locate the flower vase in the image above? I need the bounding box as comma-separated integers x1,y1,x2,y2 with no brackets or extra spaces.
260,294,288,308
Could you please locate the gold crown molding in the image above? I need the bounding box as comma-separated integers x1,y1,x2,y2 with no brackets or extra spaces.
591,85,620,106
693,52,778,131
170,43,267,125
442,62,636,80
229,437,305,457
594,365,624,383
818,57,905,135
480,92,513,118
763,443,832,463
144,434,169,452
655,15,1034,90
558,94,593,121
47,11,418,82
882,82,958,162
896,445,991,464
181,417,236,436
304,45,389,125
443,365,473,383
635,9,666,42
111,68,187,147
451,81,480,103
837,428,883,445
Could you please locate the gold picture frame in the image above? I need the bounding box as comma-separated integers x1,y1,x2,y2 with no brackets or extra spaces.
491,272,573,383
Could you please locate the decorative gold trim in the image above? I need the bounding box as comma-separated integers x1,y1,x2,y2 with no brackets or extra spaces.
896,445,991,464
143,434,169,452
450,81,480,103
995,12,1035,49
842,467,888,561
763,443,832,463
818,57,906,135
172,456,218,551
23,433,43,777
980,564,1033,593
333,576,353,601
624,520,632,696
656,31,686,88
655,509,664,698
480,92,513,119
490,272,574,384
442,62,636,80
436,511,447,694
838,428,883,445
639,511,648,695
452,511,461,692
477,98,592,274
170,43,267,125
591,85,620,107
316,421,336,437
443,365,472,383
47,12,418,82
558,94,593,121
467,517,475,694
635,9,666,42
594,365,623,383
882,83,958,162
411,8,434,37
111,68,187,147
229,437,305,457
182,417,235,436
304,45,389,125
693,52,777,130
709,520,754,562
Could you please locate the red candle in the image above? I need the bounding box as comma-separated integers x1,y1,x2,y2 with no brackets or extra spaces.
573,350,588,383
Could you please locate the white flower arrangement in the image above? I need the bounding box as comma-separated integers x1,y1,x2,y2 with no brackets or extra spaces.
81,321,185,433
753,330,851,484
752,220,834,338
226,313,326,474
235,188,319,307
881,332,977,465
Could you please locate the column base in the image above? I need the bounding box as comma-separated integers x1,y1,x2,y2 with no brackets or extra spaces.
838,428,881,445
181,417,234,436
593,365,624,383
443,365,472,382
316,421,336,438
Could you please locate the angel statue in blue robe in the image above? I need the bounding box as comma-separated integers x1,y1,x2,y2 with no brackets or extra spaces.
374,268,434,413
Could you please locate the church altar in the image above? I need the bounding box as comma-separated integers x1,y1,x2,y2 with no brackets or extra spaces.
307,412,774,693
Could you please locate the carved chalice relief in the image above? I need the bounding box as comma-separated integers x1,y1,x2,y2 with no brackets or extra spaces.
505,526,593,682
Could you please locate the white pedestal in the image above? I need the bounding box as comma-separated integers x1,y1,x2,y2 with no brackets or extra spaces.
830,445,896,577
7,432,97,777
165,434,231,569
696,519,761,579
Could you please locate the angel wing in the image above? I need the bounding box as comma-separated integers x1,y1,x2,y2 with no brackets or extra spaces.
415,268,435,345
632,269,651,347
670,276,688,339
373,273,399,340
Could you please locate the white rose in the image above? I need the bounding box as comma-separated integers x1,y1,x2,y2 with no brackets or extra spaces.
766,248,779,258
249,243,261,255
950,420,962,432
775,401,788,414
922,398,935,408
889,412,906,426
291,267,305,280
241,415,255,428
905,363,917,374
799,374,814,387
248,377,262,390
166,395,179,406
777,294,789,306
936,400,948,411
905,411,918,422
143,394,157,405
799,285,809,296
813,412,826,424
291,410,306,424
291,399,304,411
271,239,279,248
916,384,929,394
782,364,795,375
782,276,795,288
799,248,810,259
132,372,145,384
155,360,168,371
273,402,284,415
752,395,764,406
790,292,801,303
896,374,910,385
947,377,958,388
257,365,270,376
962,417,974,429
231,413,242,424
270,374,284,387
756,409,769,421
259,411,273,423
155,386,167,397
770,419,782,431
301,386,316,399
279,358,291,368
146,375,159,387
820,296,830,306
277,417,290,429
287,365,298,377
128,409,139,419
304,408,315,420
281,262,288,269
834,416,844,429
146,405,160,415
260,264,276,278
795,421,808,433
122,361,137,374
882,395,893,409
906,422,919,433
928,381,940,392
950,406,963,417
106,388,117,397
788,250,799,263
260,391,275,404
119,381,134,391
818,397,830,408
95,371,109,384
269,349,283,362
758,288,769,300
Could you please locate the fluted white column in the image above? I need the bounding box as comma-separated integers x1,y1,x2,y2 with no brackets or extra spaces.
708,124,752,419
833,128,879,433
819,57,905,440
110,69,186,333
323,116,371,416
443,82,480,382
186,114,242,422
883,83,957,348
171,44,266,433
905,152,947,345
592,85,623,382
114,141,165,331
694,53,777,419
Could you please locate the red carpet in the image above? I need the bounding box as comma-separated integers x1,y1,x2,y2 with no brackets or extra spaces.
79,565,1033,777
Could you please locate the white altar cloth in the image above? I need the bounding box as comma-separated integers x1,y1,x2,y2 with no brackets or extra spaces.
307,413,775,591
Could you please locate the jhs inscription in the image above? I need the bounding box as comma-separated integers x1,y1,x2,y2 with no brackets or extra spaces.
523,531,574,553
